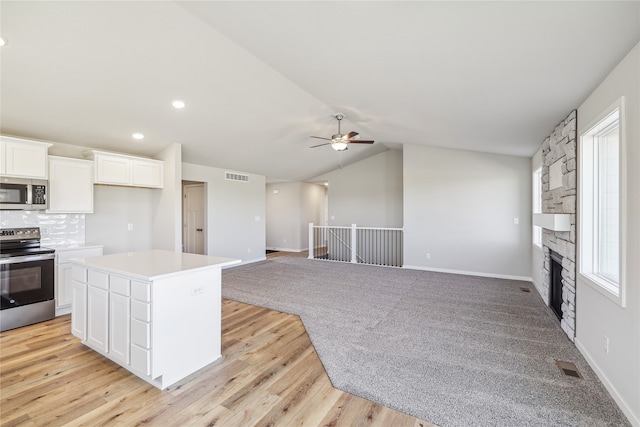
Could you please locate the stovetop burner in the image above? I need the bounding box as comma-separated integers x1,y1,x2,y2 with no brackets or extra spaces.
0,246,55,258
0,227,54,258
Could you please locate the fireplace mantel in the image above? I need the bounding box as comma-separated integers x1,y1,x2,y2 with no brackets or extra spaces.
533,213,571,232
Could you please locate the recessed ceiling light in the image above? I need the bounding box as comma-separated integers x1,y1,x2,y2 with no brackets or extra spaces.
132,133,144,140
0,37,7,47
172,100,185,109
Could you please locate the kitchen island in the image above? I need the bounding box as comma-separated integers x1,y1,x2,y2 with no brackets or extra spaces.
70,250,239,389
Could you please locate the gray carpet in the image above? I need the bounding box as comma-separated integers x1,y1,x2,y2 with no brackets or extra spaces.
222,256,630,427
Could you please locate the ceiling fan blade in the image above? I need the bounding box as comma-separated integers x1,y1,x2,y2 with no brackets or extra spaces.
348,140,375,144
310,136,332,141
309,142,332,148
345,131,359,139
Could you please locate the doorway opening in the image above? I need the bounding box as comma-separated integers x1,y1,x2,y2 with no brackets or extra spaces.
182,181,206,255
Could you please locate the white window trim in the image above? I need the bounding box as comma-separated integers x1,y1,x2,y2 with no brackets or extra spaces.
532,166,542,248
577,97,627,307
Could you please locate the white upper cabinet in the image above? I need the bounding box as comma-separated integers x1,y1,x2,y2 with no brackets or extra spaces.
48,156,94,213
132,159,163,188
0,136,52,179
87,150,163,188
95,153,132,185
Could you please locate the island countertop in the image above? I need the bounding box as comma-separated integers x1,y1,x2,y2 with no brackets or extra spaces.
72,249,240,281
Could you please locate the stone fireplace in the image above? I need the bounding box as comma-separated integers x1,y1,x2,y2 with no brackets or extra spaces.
540,110,577,341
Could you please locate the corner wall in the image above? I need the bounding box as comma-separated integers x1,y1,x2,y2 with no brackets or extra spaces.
312,149,403,227
265,181,324,251
403,144,532,279
182,162,265,264
152,143,182,251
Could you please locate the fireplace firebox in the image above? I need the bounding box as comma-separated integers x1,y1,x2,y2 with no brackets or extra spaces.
549,250,563,320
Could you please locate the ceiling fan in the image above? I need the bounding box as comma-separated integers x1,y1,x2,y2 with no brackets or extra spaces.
310,113,374,151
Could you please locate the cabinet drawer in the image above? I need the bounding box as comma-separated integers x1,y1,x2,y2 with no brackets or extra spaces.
72,266,87,283
131,280,151,302
87,270,109,290
109,275,130,296
131,319,151,349
130,344,151,376
131,300,151,322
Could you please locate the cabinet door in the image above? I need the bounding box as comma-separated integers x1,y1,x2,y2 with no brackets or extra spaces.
1,137,50,178
71,280,87,340
48,157,94,213
95,154,131,185
56,263,73,308
132,159,163,188
0,139,5,175
109,292,130,365
87,286,109,352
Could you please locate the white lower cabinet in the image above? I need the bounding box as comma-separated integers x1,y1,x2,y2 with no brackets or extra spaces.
109,292,130,365
56,246,103,310
71,280,87,340
70,252,230,390
86,286,109,353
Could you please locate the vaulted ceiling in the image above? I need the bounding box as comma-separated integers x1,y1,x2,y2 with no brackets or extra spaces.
1,1,638,182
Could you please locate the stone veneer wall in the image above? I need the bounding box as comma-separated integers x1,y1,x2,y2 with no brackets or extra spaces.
541,110,577,341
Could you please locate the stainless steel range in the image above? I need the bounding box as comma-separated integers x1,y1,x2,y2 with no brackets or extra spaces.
0,227,55,332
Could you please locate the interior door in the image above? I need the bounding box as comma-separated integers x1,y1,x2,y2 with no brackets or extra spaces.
183,183,205,254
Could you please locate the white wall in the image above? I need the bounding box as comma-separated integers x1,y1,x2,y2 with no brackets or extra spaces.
531,148,544,296
182,163,265,264
312,149,403,227
266,182,302,251
575,42,639,426
265,181,324,251
403,144,532,279
152,143,182,251
300,182,325,248
85,185,154,254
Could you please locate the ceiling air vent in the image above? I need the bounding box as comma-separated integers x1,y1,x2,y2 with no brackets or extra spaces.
225,172,250,182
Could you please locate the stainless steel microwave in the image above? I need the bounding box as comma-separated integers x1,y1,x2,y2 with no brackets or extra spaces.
0,177,48,210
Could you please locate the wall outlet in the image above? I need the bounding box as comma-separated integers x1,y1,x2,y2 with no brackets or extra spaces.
603,336,609,354
513,218,519,225
127,223,133,231
426,253,431,260
283,238,287,243
247,248,251,253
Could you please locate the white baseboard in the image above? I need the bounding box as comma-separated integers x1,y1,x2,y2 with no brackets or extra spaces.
55,306,71,317
223,257,266,268
575,338,640,426
267,247,304,253
403,264,532,282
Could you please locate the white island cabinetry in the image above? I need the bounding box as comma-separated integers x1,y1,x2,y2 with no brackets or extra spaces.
55,245,104,316
71,250,239,389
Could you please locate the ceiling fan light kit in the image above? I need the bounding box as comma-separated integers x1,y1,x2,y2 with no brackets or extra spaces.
310,113,374,151
332,141,348,151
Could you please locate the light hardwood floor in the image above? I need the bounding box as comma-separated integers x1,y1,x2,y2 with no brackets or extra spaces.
0,299,434,426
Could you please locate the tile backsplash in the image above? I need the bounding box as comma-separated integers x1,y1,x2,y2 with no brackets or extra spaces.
0,211,85,246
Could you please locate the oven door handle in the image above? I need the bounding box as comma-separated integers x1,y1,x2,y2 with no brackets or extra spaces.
0,253,55,265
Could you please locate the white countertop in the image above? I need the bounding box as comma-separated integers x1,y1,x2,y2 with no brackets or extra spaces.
71,249,240,281
46,244,104,252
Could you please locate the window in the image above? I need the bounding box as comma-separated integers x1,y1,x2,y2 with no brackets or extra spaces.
579,98,625,306
532,166,542,247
